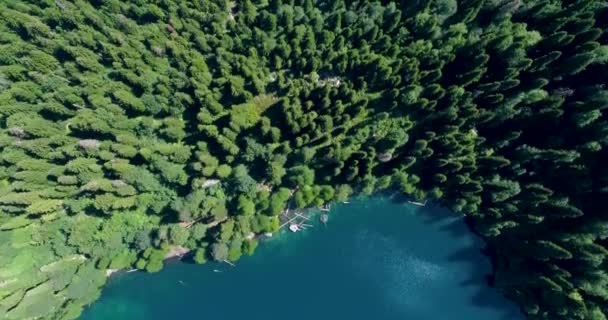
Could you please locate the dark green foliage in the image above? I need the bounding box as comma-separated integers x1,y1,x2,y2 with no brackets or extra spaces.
0,0,607,319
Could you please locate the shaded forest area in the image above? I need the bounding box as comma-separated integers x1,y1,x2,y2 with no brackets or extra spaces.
0,0,607,319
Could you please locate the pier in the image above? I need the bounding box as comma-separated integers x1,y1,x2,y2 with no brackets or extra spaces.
278,188,335,232
279,209,315,231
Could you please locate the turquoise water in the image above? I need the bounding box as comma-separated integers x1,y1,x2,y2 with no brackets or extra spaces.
80,197,522,320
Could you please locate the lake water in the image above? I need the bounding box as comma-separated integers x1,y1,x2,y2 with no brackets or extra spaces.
80,196,522,320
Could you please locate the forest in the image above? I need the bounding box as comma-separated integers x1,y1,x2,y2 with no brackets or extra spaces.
0,0,607,319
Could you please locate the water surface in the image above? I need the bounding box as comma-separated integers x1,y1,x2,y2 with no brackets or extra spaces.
81,196,522,320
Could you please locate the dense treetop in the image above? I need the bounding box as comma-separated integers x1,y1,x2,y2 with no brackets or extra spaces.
0,0,607,319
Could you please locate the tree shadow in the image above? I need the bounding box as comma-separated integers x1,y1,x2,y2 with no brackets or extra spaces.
446,242,524,320
397,198,525,319
437,215,471,238
415,204,474,240
470,283,524,320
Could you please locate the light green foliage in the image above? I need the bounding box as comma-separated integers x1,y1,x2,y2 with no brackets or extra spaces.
168,225,189,246
230,102,263,130
219,219,235,242
25,199,63,215
140,248,168,273
243,240,259,256
236,195,255,216
109,250,134,270
113,89,145,113
268,188,291,215
0,1,607,319
211,242,229,262
216,164,232,178
228,240,243,262
193,248,207,264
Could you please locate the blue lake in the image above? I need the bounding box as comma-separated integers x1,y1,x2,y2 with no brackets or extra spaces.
80,196,522,320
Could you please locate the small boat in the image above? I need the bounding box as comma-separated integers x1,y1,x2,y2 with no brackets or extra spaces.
289,224,300,232
408,200,427,207
320,214,329,224
213,269,222,273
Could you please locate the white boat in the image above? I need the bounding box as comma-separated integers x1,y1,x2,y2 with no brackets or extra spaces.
289,224,300,232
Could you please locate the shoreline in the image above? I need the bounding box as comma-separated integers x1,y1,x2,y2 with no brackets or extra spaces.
104,194,446,279
104,210,323,279
91,196,522,320
105,245,192,278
